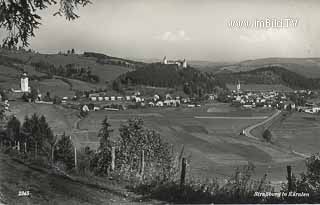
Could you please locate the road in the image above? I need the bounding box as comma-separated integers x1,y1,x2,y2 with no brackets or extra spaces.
243,110,282,140
243,110,310,158
0,152,138,205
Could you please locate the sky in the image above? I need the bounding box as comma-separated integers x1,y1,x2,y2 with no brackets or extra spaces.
2,0,320,62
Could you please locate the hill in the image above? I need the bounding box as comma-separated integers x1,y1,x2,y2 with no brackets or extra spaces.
115,63,226,98
196,57,320,79
0,49,134,96
215,66,320,90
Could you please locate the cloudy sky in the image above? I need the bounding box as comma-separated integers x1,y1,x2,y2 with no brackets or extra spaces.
4,0,320,61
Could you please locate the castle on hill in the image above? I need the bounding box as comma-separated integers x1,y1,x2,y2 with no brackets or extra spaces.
162,56,187,68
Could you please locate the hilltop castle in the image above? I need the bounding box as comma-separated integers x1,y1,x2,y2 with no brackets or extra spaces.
162,56,187,68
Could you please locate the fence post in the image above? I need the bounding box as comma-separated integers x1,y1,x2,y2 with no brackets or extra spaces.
24,142,27,153
111,146,115,171
180,157,186,188
35,142,37,159
74,146,77,170
140,150,145,178
287,165,292,192
17,141,20,152
51,145,54,163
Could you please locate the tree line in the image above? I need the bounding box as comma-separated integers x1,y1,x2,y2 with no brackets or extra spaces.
32,61,100,83
215,66,320,90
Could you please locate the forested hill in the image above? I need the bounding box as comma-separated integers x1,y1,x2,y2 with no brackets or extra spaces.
114,63,226,96
214,66,320,90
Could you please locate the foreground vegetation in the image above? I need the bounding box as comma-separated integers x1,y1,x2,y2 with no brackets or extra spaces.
1,110,320,203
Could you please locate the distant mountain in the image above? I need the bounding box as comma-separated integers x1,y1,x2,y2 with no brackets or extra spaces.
195,58,320,79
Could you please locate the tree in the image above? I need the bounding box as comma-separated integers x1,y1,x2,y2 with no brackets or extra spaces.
91,116,113,175
0,0,91,48
262,129,272,142
6,116,21,145
117,118,175,181
0,109,5,121
54,133,75,170
71,48,75,54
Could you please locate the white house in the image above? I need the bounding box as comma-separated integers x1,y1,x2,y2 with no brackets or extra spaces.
110,96,116,101
82,105,89,112
156,101,164,107
104,97,110,101
91,97,97,101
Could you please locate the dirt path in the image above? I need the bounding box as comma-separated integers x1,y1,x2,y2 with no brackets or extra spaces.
0,152,137,204
243,110,310,158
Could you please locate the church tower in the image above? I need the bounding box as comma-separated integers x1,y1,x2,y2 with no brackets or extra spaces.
163,56,168,64
236,80,241,92
21,73,30,92
182,59,187,68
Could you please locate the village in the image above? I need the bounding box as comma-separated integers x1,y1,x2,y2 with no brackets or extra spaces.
1,72,320,116
228,81,320,114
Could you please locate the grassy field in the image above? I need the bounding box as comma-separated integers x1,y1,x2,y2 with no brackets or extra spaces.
272,112,320,155
4,101,311,183
76,103,306,182
8,102,79,136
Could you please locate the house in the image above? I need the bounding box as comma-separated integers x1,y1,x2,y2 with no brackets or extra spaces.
98,97,103,101
110,96,115,101
148,102,155,107
104,97,110,101
82,104,89,112
165,94,172,100
117,96,123,101
126,96,131,101
91,97,97,101
156,101,164,107
135,97,142,103
153,94,160,102
93,106,100,111
164,100,171,106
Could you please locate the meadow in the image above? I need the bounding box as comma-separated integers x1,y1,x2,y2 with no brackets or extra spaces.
272,112,320,155
76,103,305,182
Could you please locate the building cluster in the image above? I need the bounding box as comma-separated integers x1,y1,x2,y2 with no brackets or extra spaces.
88,91,188,108
230,90,293,109
229,82,320,114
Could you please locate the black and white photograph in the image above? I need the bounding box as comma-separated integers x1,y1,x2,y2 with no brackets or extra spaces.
0,0,320,204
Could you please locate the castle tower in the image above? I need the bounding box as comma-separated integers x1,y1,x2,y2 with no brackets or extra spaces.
182,59,187,68
21,73,29,92
163,56,168,64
